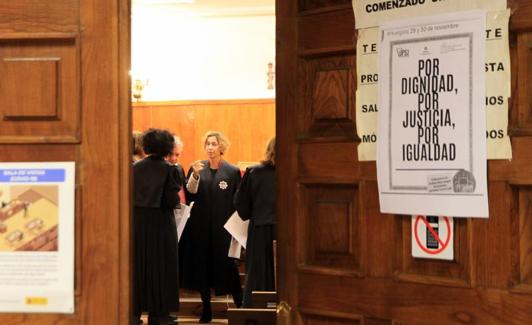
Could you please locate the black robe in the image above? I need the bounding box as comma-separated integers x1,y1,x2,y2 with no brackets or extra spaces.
179,160,242,295
234,163,276,307
133,156,180,316
174,164,186,189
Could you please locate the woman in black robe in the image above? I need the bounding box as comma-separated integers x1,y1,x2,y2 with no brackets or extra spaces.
133,129,180,325
234,137,276,308
179,131,242,323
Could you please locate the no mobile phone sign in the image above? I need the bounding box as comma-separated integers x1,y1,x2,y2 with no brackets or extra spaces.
412,215,453,260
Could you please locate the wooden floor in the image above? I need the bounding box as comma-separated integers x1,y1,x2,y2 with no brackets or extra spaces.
138,292,232,324
137,285,243,323
140,316,228,324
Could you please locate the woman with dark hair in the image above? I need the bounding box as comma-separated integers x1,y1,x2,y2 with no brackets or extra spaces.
234,137,276,308
133,128,180,325
179,130,242,323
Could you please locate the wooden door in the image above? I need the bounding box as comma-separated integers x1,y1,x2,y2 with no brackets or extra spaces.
277,0,532,324
0,0,131,324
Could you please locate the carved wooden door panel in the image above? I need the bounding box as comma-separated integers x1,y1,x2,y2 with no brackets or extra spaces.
277,0,532,324
0,0,130,323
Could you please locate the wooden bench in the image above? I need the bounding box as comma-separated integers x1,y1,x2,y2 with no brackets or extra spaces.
227,308,276,325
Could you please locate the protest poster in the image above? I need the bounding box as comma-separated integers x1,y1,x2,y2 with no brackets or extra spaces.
377,11,489,217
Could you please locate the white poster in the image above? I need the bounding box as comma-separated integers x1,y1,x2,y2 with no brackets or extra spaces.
0,162,75,313
356,10,512,161
377,11,489,217
352,0,507,29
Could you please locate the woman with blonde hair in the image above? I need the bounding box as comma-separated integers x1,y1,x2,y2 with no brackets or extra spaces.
179,131,242,323
234,137,276,307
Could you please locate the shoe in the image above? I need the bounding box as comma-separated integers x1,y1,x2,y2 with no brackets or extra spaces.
232,291,243,308
147,315,171,325
199,306,212,323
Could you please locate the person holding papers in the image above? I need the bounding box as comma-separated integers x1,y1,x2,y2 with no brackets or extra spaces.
234,137,276,308
179,131,242,323
132,129,180,325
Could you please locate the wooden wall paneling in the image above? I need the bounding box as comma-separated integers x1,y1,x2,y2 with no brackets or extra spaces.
221,104,240,160
312,65,349,119
511,187,532,293
171,105,196,170
238,102,275,162
0,36,80,143
132,105,153,133
194,103,236,161
0,145,77,162
300,309,362,325
299,55,356,138
1,58,59,119
149,103,179,130
471,182,514,288
75,186,83,299
298,272,532,324
147,103,196,168
509,137,532,185
79,0,129,322
133,100,275,171
0,0,129,323
364,317,392,325
298,6,355,56
363,181,394,278
118,0,131,321
509,26,532,289
234,104,252,164
299,182,362,275
515,32,532,132
509,1,532,32
298,142,358,182
0,1,78,34
298,0,351,13
279,0,532,323
277,0,300,322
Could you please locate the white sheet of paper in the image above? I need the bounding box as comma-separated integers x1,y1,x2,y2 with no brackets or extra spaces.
224,211,249,249
352,0,506,29
356,27,380,161
228,237,242,259
174,202,193,242
377,10,489,217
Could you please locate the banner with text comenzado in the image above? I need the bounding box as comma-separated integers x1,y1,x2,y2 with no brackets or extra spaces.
376,10,489,218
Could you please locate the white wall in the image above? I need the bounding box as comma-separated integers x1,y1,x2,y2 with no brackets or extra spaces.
131,6,275,101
